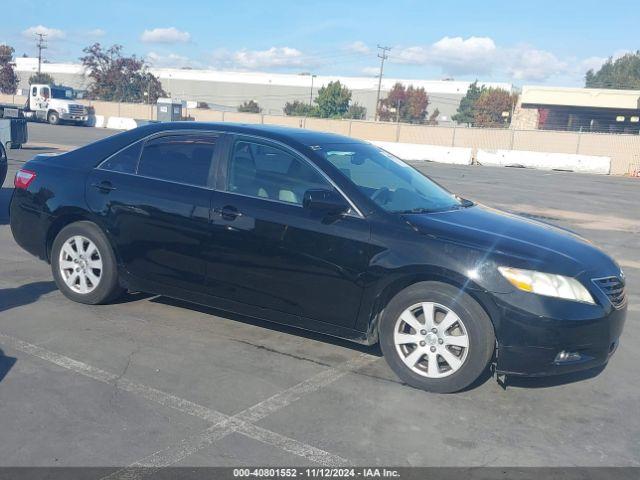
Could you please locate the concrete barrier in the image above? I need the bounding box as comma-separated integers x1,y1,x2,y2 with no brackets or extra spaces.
477,149,611,175
105,116,140,130
86,115,105,128
372,141,472,165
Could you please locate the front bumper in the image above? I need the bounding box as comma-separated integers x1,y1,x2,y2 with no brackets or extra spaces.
491,289,627,376
60,113,88,122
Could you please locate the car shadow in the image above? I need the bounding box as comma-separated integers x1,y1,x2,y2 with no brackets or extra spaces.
0,281,58,314
151,296,382,357
112,291,154,304
0,187,12,224
0,348,16,384
149,296,613,393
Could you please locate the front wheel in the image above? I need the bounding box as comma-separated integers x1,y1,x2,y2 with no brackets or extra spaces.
379,281,495,393
47,111,60,125
51,221,124,304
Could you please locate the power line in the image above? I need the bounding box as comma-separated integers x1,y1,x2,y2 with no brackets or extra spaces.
374,45,391,121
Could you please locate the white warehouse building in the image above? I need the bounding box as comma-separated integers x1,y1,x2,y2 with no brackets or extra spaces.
14,57,512,123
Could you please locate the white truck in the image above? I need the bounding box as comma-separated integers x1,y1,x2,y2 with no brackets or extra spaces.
23,84,89,126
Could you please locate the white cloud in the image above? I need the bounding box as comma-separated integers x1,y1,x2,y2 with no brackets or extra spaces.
506,47,567,82
146,51,193,68
224,47,308,69
345,41,370,55
393,36,497,75
389,35,604,83
22,25,66,40
86,28,106,38
141,27,191,44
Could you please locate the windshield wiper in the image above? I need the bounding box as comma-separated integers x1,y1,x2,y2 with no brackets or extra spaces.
392,208,435,214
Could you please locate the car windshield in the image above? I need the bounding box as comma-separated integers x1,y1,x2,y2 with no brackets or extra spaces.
318,142,465,213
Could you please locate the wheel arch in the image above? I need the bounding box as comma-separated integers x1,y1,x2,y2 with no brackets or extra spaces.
46,212,104,263
364,268,499,345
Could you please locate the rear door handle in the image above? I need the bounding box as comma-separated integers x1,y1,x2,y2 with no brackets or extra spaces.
214,205,242,221
91,180,116,193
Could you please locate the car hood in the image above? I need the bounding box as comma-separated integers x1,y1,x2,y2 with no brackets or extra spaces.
402,204,619,277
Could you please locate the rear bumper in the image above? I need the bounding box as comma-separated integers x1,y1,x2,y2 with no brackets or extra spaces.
492,290,627,376
10,189,51,260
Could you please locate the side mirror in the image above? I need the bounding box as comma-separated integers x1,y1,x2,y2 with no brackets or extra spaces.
303,188,349,215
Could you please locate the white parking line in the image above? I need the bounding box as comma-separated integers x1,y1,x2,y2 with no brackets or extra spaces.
0,332,377,470
108,353,375,477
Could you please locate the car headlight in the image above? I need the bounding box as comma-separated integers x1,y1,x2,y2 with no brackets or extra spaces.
498,266,595,304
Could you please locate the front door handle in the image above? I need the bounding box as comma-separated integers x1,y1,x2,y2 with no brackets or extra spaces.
91,180,116,193
215,205,242,221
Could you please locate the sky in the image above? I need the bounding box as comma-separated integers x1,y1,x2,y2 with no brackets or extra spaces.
2,0,638,87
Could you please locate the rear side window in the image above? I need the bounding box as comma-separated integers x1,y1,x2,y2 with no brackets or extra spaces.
138,134,217,187
100,141,142,174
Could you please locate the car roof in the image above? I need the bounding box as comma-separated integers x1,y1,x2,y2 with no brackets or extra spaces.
133,122,363,147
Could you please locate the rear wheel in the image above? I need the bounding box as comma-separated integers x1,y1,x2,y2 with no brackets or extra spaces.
51,222,124,304
379,281,495,393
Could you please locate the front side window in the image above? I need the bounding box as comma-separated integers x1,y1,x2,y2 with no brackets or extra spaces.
320,143,463,213
138,134,217,187
228,140,330,205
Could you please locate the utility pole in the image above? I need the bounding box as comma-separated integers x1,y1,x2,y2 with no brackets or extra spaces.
309,74,316,106
35,33,47,74
374,45,391,121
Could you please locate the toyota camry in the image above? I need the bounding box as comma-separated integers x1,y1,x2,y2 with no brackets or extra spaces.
9,123,627,393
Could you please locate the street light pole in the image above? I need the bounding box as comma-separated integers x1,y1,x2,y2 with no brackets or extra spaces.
375,45,391,121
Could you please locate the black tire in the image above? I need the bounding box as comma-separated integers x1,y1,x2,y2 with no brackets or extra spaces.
51,221,124,305
379,281,495,393
0,143,7,187
47,110,60,125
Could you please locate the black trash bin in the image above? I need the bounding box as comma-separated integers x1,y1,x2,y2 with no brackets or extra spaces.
0,118,28,150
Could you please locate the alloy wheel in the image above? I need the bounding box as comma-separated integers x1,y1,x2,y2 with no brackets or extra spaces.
59,235,103,294
393,302,470,378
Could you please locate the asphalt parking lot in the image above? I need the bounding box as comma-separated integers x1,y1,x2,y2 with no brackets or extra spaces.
1,123,639,468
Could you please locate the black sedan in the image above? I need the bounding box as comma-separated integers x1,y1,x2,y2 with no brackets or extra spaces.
9,123,627,393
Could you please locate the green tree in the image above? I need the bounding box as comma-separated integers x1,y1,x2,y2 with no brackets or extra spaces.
452,80,484,125
585,51,640,89
378,83,429,124
344,103,367,119
473,88,518,128
80,43,166,103
237,100,262,113
283,100,317,117
0,44,19,94
29,72,56,85
314,81,351,118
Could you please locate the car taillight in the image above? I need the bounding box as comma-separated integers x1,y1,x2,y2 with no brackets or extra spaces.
14,169,37,190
